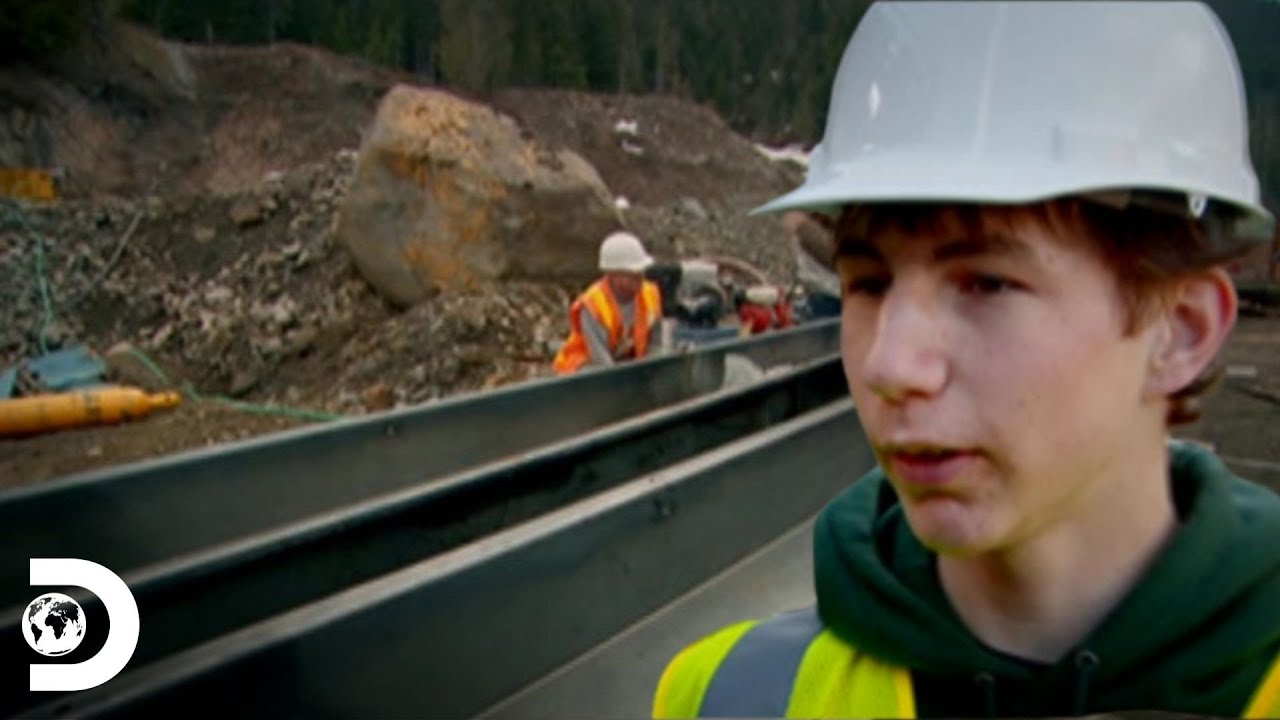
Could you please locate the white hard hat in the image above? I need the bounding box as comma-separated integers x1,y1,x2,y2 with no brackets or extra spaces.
755,1,1275,242
599,231,653,273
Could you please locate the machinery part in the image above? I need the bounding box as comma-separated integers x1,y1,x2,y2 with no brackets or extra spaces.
0,387,179,437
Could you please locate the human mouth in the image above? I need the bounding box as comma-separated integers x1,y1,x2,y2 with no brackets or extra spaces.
881,443,980,488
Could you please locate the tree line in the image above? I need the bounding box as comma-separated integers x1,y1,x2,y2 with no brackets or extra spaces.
107,0,873,143
4,0,1279,206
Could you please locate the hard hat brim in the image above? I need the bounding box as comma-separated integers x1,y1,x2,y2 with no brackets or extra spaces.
601,256,654,274
751,156,1275,242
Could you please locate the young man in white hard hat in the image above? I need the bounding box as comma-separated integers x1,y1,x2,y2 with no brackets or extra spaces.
554,231,664,374
654,2,1280,717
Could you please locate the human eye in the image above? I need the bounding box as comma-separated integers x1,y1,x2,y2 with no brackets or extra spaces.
957,272,1021,296
843,273,892,297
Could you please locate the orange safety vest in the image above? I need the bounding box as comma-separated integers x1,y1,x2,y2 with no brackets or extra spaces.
553,278,663,375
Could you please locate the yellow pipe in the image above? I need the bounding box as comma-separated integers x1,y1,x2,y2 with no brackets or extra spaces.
0,387,181,437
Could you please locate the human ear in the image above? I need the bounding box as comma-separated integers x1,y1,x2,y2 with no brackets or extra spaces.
1145,269,1237,398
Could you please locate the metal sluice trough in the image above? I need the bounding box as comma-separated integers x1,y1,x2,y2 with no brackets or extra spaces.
0,319,838,609
3,319,873,718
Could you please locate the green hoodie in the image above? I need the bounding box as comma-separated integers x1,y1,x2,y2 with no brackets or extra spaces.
813,440,1280,717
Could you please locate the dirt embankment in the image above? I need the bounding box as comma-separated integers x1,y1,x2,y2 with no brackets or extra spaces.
0,26,810,487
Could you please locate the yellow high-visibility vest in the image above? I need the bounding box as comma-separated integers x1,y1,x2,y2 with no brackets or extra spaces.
653,607,1280,719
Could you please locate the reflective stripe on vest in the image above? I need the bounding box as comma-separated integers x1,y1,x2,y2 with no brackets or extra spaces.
638,281,662,357
590,280,659,359
657,609,1280,719
1244,650,1280,718
653,606,915,719
585,282,623,349
701,608,826,716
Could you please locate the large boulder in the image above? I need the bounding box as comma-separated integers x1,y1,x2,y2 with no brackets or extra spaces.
336,84,623,306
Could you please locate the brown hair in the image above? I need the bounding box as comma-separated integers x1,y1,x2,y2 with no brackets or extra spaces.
834,198,1254,426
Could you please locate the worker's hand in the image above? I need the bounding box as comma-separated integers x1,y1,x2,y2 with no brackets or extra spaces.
615,335,635,360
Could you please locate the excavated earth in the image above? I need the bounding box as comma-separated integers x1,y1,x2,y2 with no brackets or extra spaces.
0,33,813,487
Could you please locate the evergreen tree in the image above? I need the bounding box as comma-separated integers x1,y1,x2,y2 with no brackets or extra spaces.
438,0,511,91
102,0,1280,172
0,0,95,64
542,0,587,89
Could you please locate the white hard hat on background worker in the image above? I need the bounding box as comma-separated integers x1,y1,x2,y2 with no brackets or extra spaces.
598,231,654,273
755,0,1275,244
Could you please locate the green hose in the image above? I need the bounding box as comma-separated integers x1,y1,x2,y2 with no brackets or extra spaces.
127,347,345,423
200,393,346,423
3,202,56,355
34,235,54,355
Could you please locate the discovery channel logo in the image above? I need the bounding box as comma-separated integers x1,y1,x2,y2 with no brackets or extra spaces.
22,559,138,692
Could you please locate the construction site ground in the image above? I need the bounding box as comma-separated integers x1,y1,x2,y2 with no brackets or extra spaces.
1179,313,1280,492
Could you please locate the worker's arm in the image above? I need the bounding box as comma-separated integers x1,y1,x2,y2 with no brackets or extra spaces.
647,317,665,355
580,309,616,367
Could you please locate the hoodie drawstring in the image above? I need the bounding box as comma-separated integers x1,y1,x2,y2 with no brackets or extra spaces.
972,652,1099,717
974,672,997,718
1073,650,1100,714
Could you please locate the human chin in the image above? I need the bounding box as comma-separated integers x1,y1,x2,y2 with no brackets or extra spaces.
885,457,1011,554
898,494,1008,555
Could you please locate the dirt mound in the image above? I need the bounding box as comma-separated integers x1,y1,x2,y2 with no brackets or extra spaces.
488,88,807,285
2,147,574,416
0,24,412,200
2,150,356,382
488,89,802,209
183,42,414,195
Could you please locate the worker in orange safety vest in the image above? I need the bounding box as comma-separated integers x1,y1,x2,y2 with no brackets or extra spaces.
553,232,664,375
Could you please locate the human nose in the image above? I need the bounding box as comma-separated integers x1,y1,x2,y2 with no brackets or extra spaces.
859,282,949,403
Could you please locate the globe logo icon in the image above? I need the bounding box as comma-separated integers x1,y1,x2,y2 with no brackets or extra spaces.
23,593,86,657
